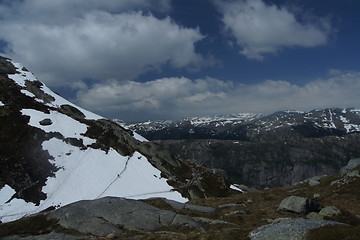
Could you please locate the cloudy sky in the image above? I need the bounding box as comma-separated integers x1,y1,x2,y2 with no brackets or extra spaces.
1,0,360,121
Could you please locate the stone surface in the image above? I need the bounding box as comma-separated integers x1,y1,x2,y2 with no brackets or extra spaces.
39,118,52,126
163,198,216,213
278,196,321,214
340,158,360,174
248,218,344,240
319,206,341,217
46,197,204,237
306,212,323,220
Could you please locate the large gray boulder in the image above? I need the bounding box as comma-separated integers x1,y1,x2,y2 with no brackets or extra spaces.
46,197,204,237
340,158,360,174
248,218,344,240
278,196,321,214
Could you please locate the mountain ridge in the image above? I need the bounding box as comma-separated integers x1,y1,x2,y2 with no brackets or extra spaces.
0,56,230,223
119,108,360,141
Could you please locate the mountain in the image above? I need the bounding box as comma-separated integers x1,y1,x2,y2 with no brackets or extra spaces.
0,56,229,223
120,109,360,189
121,109,360,141
1,158,359,239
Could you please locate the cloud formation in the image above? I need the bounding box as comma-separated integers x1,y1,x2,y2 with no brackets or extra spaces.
76,71,360,121
0,0,204,87
215,0,333,60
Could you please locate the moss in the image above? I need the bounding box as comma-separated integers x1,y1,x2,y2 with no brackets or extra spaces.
0,214,58,236
306,225,360,240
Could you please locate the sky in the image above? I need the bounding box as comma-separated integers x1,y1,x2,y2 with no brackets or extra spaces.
0,0,360,121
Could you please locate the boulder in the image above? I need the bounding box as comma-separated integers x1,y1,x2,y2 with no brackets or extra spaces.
340,158,360,174
39,118,52,126
46,197,205,237
162,199,216,213
278,196,321,214
248,218,345,240
319,206,341,217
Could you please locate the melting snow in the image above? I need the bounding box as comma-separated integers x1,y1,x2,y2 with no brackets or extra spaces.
340,116,350,123
21,109,91,140
344,124,360,133
1,103,186,222
8,60,102,120
230,184,244,193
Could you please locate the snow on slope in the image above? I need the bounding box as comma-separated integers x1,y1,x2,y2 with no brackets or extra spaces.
0,60,186,223
8,61,102,120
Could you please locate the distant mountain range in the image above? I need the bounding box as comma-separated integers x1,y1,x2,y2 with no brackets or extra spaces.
118,108,360,141
117,108,360,189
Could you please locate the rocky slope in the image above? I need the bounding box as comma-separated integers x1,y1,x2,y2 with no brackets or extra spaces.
0,56,230,223
120,109,360,188
1,158,359,239
121,109,360,141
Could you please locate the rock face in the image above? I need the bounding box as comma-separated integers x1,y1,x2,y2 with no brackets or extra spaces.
248,218,344,240
48,197,204,236
0,197,211,239
0,56,230,223
157,137,360,188
122,107,360,189
319,206,341,217
124,109,360,141
278,196,321,214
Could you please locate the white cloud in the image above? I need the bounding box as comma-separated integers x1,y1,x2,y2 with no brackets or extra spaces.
215,0,332,60
0,1,205,87
0,0,172,24
75,71,360,121
75,77,231,120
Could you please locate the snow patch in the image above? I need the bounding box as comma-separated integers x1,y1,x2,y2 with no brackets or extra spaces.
21,109,93,143
0,185,15,204
0,185,37,223
0,138,187,223
344,124,360,133
230,184,244,193
340,116,349,123
8,60,102,120
7,62,37,87
0,101,4,106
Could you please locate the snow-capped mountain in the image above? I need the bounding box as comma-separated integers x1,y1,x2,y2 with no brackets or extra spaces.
0,56,229,223
121,108,360,141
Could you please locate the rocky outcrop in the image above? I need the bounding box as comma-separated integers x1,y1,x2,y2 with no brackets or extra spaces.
248,218,345,240
0,197,214,239
0,55,231,222
278,196,321,214
83,118,230,199
157,136,360,188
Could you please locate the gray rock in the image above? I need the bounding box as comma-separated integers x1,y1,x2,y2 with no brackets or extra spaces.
340,158,360,174
224,210,247,216
278,196,321,214
346,170,360,178
163,198,216,213
218,203,240,209
308,176,321,186
313,193,320,199
39,118,52,126
319,206,341,217
46,197,205,237
248,218,344,240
